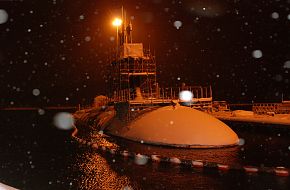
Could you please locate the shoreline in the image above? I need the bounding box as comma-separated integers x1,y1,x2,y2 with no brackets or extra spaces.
211,112,290,126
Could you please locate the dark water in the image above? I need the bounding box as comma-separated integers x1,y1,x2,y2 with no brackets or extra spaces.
0,111,290,190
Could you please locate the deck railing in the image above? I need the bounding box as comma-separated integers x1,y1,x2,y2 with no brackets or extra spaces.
253,103,290,114
110,86,212,108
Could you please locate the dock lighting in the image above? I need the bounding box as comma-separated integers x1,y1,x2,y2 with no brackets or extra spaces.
112,18,122,26
112,18,122,56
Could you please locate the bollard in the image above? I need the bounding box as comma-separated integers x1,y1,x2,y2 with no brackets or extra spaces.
151,155,161,162
243,166,259,173
274,167,289,177
192,160,204,168
170,157,181,165
217,164,230,171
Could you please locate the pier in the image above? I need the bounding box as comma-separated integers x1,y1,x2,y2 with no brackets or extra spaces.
0,106,80,111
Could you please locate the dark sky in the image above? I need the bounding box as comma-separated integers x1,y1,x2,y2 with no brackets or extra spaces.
0,0,289,106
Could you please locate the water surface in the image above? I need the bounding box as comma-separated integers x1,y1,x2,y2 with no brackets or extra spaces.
0,111,290,189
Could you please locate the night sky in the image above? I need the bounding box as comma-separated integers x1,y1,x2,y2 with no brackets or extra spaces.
0,0,289,107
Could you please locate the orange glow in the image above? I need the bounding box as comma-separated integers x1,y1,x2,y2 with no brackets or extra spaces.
112,18,122,26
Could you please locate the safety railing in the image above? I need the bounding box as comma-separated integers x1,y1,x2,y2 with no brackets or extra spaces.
110,86,212,105
253,103,281,114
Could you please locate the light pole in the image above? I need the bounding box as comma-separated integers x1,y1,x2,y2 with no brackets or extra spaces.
112,18,122,58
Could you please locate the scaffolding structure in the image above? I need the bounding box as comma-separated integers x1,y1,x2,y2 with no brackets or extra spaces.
110,47,156,95
108,45,213,121
108,10,213,121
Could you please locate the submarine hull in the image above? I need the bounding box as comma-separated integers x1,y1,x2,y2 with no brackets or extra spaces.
105,104,239,148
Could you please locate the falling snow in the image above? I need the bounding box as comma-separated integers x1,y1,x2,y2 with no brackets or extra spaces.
38,108,45,115
271,12,279,19
252,50,263,59
85,36,91,42
0,0,288,106
283,61,290,69
79,15,84,20
32,89,40,96
238,138,245,146
53,112,75,130
0,1,289,189
0,9,8,24
274,74,283,82
134,154,148,165
109,36,115,41
173,20,182,29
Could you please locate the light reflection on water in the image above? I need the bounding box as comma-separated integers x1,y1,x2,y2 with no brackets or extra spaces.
1,111,290,189
77,152,136,190
76,132,243,189
78,145,290,190
76,121,290,189
77,148,228,190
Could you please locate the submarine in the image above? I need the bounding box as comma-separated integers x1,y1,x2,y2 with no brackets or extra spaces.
97,10,239,148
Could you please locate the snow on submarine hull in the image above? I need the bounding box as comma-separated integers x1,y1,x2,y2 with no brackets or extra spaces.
105,105,239,148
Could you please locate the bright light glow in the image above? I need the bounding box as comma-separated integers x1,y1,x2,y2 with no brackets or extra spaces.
112,18,122,26
179,90,193,102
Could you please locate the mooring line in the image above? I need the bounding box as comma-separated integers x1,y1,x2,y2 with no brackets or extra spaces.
71,127,289,177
